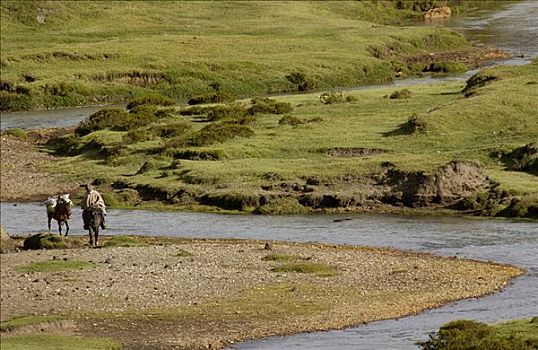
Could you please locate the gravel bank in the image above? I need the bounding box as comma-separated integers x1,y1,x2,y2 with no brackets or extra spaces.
0,238,523,349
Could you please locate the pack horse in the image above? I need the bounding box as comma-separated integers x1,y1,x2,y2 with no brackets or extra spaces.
45,194,73,236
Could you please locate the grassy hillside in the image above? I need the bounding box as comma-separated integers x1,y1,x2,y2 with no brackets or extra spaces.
39,61,538,217
1,1,486,111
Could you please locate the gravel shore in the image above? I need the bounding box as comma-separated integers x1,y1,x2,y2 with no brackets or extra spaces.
0,238,523,349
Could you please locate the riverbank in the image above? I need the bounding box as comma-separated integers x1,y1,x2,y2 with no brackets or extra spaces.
2,62,536,219
0,235,523,349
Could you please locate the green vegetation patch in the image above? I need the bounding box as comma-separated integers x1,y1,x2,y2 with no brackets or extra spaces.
15,260,96,273
1,128,27,140
102,235,147,248
175,249,193,257
271,262,338,277
23,233,69,250
0,315,63,332
0,334,120,350
417,318,538,350
262,253,308,262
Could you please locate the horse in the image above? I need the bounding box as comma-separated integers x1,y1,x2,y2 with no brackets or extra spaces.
83,205,103,246
46,195,72,236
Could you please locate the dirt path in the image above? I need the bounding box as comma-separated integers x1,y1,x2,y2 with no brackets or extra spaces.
1,132,79,202
0,238,523,349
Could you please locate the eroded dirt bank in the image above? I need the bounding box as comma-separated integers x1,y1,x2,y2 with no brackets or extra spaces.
0,237,523,349
2,133,531,218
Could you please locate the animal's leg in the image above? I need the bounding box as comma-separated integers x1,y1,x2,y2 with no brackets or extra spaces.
88,228,93,246
58,221,62,235
48,217,52,233
65,221,70,236
94,226,99,246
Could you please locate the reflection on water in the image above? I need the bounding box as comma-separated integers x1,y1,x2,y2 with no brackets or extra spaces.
445,1,538,58
1,203,537,350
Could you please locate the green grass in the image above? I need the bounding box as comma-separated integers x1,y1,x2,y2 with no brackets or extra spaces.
271,262,338,277
0,1,480,111
15,260,96,273
417,317,538,350
46,61,538,217
0,315,63,332
0,334,120,350
175,249,193,257
262,253,308,262
102,235,147,247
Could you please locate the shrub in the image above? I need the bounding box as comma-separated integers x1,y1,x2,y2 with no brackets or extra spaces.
150,122,192,138
279,115,303,126
188,122,254,146
0,90,38,111
126,93,175,110
384,113,428,136
286,71,314,91
123,129,152,144
427,62,467,74
462,72,498,97
319,91,357,104
23,233,68,250
173,149,226,160
45,134,81,156
390,88,412,99
416,318,538,350
2,128,27,140
199,192,260,211
254,197,310,215
187,90,235,105
246,97,293,115
75,108,129,136
206,104,247,121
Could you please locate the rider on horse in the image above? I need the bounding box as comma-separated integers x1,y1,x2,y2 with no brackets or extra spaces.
81,184,106,230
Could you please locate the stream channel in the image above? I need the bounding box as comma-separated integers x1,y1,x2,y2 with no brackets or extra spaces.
1,1,537,349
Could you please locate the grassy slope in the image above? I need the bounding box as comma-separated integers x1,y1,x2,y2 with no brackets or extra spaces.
50,61,538,213
1,1,477,110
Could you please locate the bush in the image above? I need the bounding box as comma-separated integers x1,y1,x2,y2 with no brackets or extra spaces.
206,104,247,121
2,128,27,140
187,90,235,105
46,134,81,156
173,149,226,160
384,113,428,136
319,91,357,104
416,318,538,350
150,122,192,138
247,97,293,115
23,233,68,250
286,71,314,91
75,108,129,136
390,88,412,99
122,129,153,144
126,93,175,110
279,115,303,126
188,122,254,146
427,62,467,74
462,72,498,97
254,197,310,215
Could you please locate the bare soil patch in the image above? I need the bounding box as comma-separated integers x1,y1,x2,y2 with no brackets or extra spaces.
0,237,523,349
1,131,78,202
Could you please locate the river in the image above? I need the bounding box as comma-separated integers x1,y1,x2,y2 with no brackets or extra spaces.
0,203,537,349
1,1,537,349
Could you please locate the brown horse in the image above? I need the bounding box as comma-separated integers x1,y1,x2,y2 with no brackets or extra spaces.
47,196,72,236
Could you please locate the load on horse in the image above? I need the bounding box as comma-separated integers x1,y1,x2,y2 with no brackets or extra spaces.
45,194,73,236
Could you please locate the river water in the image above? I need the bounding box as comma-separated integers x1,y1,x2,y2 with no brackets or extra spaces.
1,1,537,349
